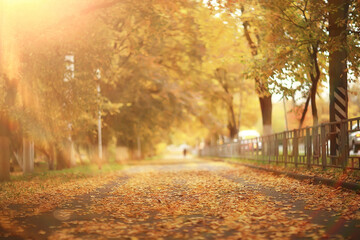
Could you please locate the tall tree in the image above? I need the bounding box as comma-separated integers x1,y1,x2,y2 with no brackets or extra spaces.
206,0,274,135
328,0,350,159
97,0,206,156
262,0,328,127
328,0,350,122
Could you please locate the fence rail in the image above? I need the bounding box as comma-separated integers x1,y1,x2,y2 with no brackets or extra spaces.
200,117,360,170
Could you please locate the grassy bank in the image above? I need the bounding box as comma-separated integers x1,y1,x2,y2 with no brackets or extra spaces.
8,162,125,182
205,156,360,184
0,162,125,210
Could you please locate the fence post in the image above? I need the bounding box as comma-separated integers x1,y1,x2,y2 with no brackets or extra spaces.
274,133,279,165
306,128,312,169
254,139,257,160
239,140,242,158
283,132,288,166
293,129,298,168
268,135,271,163
313,125,320,159
339,120,348,170
321,124,327,170
240,141,242,158
232,143,235,158
256,138,259,161
236,141,240,158
272,134,276,164
262,136,265,161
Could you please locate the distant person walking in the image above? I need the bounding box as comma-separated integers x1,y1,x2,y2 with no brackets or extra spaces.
183,148,187,158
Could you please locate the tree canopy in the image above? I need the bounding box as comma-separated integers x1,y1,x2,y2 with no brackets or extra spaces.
0,0,359,168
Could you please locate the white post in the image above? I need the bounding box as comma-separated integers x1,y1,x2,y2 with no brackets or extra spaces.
30,141,34,166
70,138,76,166
96,69,103,161
23,139,34,174
283,97,288,131
65,54,76,166
67,123,76,167
137,136,141,159
97,98,103,160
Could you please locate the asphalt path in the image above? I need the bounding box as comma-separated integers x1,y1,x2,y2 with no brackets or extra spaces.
1,157,359,239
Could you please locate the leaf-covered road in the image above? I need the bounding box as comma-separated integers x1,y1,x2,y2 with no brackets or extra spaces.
1,158,360,239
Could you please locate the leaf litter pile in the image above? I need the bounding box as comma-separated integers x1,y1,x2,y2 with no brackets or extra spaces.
1,160,360,239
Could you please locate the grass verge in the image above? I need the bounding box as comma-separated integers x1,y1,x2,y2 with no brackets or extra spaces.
205,156,360,184
8,162,125,182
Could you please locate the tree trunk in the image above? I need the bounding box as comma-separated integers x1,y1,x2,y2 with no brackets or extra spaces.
0,116,11,181
0,78,18,180
310,79,319,126
55,144,71,170
259,95,272,135
328,0,349,162
23,139,34,174
310,77,320,156
242,11,272,135
309,43,321,156
34,144,54,170
227,123,237,140
49,145,55,170
309,43,321,127
0,136,10,181
299,94,311,129
227,102,238,139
